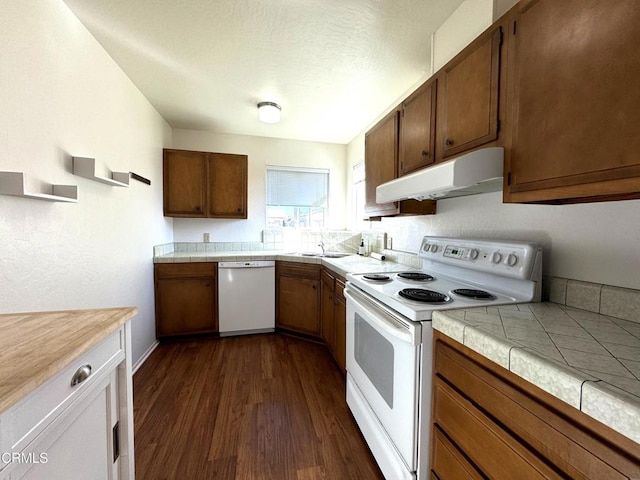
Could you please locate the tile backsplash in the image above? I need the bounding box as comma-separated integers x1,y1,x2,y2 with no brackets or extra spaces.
153,231,285,256
154,229,428,270
544,276,640,324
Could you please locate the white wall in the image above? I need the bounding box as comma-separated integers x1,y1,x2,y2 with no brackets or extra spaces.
347,0,640,291
0,0,173,365
432,0,494,71
171,129,347,242
371,194,640,290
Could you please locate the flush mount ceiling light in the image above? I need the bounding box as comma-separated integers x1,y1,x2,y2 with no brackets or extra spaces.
257,101,281,124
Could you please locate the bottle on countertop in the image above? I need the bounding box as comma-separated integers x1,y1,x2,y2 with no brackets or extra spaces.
358,238,366,256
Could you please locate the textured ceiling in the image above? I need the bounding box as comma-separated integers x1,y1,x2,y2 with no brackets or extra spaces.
63,0,464,144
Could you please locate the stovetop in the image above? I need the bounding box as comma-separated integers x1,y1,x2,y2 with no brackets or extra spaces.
346,236,543,322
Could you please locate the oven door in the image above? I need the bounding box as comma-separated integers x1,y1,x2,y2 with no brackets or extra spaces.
345,285,421,478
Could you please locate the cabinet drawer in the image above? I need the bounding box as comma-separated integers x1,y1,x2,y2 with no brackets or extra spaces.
431,426,483,480
434,334,640,479
4,328,124,455
433,378,557,479
155,262,216,278
277,262,320,279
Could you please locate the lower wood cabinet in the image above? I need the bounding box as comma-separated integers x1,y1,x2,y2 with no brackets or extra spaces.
276,262,321,337
320,268,346,373
154,263,218,338
431,331,640,479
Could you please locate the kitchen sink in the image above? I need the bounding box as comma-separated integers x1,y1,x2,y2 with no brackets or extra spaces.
300,252,351,258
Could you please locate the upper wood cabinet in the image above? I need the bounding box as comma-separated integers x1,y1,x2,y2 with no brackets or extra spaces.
364,110,437,219
163,149,207,216
163,149,247,218
399,78,437,176
505,0,640,204
365,110,400,218
436,25,503,161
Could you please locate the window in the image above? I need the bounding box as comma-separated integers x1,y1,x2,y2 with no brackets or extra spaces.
266,166,329,228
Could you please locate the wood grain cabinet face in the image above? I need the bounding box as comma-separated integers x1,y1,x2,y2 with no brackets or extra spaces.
320,268,346,373
399,79,437,176
364,110,437,219
163,149,207,216
436,26,502,161
321,269,336,349
430,332,640,479
163,149,248,218
154,263,218,338
333,278,346,373
505,0,640,203
364,110,401,218
207,153,247,218
276,262,321,337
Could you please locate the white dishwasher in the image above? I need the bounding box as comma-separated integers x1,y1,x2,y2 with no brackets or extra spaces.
218,260,275,336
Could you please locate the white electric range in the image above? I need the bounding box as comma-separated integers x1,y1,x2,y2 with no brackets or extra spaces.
344,236,542,480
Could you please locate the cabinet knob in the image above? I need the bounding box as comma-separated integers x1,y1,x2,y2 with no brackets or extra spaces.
70,364,92,387
445,139,454,147
421,150,429,157
237,208,242,213
195,206,201,211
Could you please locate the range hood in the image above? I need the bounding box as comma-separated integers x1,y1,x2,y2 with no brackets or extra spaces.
376,147,504,203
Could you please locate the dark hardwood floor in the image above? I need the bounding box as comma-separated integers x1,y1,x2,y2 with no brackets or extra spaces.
133,333,385,479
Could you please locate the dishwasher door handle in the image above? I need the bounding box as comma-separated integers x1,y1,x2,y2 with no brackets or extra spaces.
218,261,275,269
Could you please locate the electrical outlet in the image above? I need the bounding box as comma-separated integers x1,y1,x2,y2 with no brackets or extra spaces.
386,237,393,250
204,233,211,242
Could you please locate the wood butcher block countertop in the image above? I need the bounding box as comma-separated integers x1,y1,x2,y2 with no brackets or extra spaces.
0,307,137,415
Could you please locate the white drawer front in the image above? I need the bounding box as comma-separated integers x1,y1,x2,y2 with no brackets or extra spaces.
5,328,124,454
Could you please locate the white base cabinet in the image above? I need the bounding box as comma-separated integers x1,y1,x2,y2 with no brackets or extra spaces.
0,323,134,480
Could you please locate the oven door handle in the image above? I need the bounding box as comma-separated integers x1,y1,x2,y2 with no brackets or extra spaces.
345,287,418,345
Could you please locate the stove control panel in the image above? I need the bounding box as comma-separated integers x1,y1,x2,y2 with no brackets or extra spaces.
419,236,542,280
443,245,477,260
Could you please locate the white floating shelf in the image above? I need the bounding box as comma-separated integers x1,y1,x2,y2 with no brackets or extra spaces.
0,172,78,202
72,157,130,187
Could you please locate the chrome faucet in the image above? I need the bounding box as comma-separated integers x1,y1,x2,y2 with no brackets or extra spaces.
318,240,326,256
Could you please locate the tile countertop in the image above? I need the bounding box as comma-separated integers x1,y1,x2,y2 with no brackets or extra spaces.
0,307,137,415
433,303,640,445
154,251,416,277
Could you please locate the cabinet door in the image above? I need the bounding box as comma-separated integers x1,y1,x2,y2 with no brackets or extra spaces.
208,153,248,218
276,263,321,336
277,275,320,335
364,111,436,218
364,110,401,217
17,374,116,480
155,264,218,338
163,149,208,217
333,279,347,373
505,0,640,203
437,26,502,160
320,269,335,349
399,79,437,175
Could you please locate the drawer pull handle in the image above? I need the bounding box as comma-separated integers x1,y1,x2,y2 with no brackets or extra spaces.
70,364,92,387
